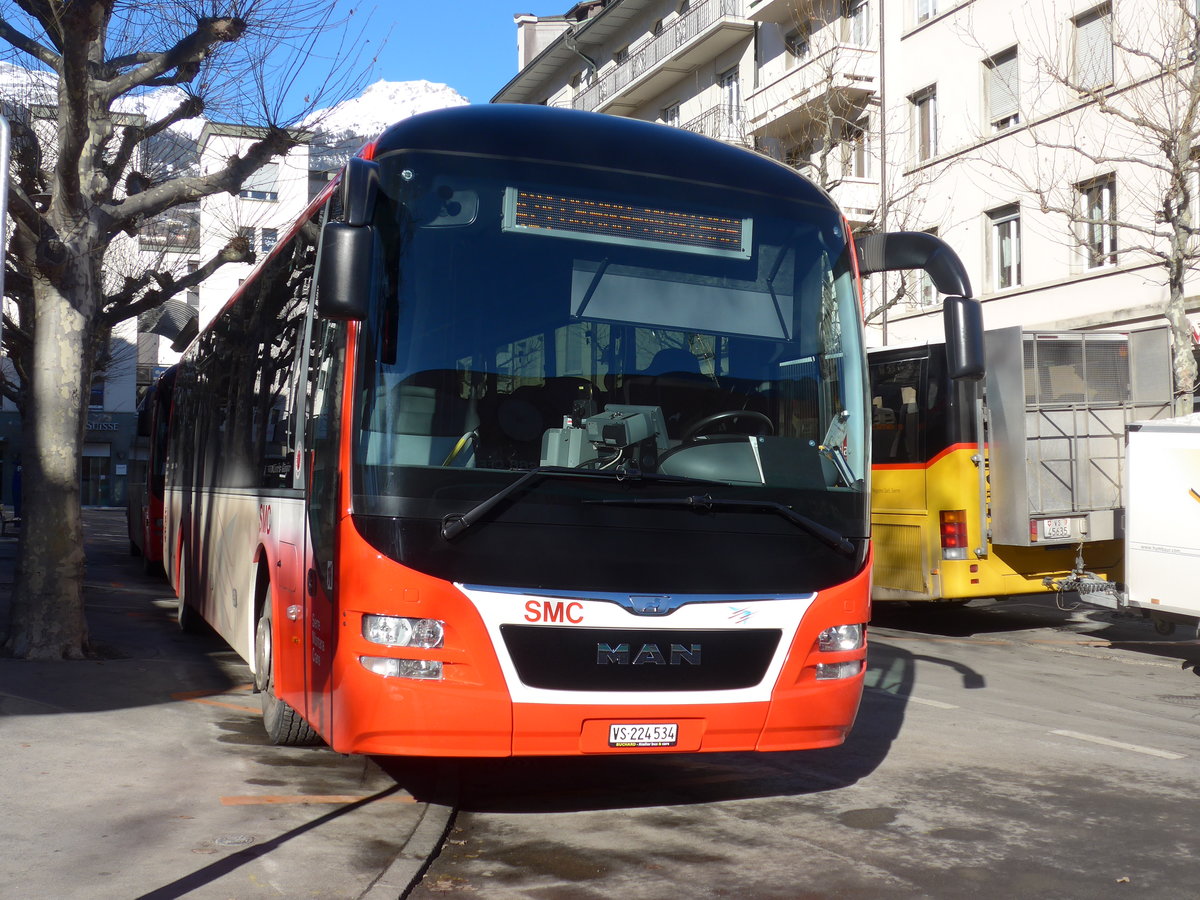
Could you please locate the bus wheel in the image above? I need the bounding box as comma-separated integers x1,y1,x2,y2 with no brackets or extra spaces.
255,592,320,746
176,555,203,634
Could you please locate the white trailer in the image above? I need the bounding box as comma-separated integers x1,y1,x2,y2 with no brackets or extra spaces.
1122,415,1200,633
1054,414,1200,635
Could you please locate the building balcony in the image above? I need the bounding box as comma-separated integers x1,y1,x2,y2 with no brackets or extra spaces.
745,44,878,139
827,177,879,227
744,0,808,24
679,104,752,147
573,0,753,115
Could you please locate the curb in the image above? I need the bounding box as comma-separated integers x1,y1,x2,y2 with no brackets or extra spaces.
361,801,457,899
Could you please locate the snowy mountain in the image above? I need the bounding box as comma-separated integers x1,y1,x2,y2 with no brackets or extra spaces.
303,79,469,169
303,79,467,140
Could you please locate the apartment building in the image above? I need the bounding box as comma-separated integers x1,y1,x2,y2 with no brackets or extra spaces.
495,0,1200,360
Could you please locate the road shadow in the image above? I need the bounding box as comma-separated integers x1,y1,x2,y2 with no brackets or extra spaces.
870,598,1074,637
378,637,988,816
0,510,242,716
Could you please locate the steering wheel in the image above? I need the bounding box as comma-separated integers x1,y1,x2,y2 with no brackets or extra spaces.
681,410,774,443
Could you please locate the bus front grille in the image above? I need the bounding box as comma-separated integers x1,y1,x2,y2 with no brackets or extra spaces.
499,624,781,692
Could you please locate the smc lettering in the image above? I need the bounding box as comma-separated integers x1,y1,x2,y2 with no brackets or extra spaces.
524,600,584,624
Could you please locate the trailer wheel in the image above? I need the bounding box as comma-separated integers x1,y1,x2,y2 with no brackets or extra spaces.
255,590,320,746
1152,616,1176,636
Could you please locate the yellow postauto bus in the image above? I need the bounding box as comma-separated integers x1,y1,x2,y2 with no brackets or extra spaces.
867,327,1172,605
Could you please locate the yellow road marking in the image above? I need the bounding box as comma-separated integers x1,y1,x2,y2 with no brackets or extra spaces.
220,794,416,806
172,685,259,713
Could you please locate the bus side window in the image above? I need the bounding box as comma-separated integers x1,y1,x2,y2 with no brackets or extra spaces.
307,319,346,589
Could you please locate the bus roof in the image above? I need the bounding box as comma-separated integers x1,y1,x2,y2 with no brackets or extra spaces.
372,104,832,208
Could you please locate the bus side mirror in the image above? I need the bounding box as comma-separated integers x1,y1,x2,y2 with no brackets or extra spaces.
944,295,985,381
316,222,373,320
343,157,380,227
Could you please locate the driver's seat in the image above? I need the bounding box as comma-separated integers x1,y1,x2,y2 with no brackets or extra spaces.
626,348,710,439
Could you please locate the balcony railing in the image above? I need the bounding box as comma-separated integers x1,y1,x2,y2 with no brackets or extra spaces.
680,104,750,146
745,43,878,135
573,0,748,113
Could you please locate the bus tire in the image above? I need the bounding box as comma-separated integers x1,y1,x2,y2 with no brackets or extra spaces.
255,592,320,746
176,554,204,634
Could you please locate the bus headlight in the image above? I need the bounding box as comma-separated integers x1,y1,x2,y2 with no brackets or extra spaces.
818,624,864,652
360,656,443,680
816,661,863,680
362,614,444,648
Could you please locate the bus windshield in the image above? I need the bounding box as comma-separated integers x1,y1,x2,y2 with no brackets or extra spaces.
350,150,869,588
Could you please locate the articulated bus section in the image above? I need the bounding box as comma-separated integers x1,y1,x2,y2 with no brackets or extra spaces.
869,327,1172,605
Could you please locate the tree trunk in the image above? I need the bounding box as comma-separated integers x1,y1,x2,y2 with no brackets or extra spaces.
1166,262,1198,417
1,275,92,659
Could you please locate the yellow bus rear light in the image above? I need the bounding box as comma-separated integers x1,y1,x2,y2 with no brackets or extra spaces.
940,509,969,560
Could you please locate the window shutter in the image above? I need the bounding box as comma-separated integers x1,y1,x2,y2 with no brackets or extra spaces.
989,51,1018,122
1075,9,1112,89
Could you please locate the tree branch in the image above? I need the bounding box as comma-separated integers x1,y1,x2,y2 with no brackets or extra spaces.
100,16,247,102
100,234,255,326
0,14,60,68
100,94,205,200
105,125,301,235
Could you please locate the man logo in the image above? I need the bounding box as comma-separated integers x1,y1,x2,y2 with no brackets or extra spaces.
596,642,701,665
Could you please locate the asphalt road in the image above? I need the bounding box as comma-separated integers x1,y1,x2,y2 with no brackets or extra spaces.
14,513,1197,899
406,599,1200,899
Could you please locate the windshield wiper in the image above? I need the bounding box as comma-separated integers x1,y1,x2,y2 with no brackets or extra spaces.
584,493,858,558
440,466,721,541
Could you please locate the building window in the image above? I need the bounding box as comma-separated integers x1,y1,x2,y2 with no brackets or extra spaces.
911,86,937,161
989,204,1022,290
614,45,629,65
1079,175,1117,268
844,0,870,46
986,48,1019,131
261,227,278,253
916,0,937,23
785,26,811,66
240,162,279,201
842,120,871,178
1074,5,1113,91
90,376,105,409
662,103,680,128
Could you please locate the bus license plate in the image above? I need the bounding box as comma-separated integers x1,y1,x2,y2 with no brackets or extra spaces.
609,723,678,748
1042,518,1072,540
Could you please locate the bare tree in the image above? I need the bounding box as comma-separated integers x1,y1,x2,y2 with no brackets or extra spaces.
985,0,1200,412
0,0,373,659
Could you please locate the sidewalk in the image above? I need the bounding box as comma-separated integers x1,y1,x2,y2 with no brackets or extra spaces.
0,510,453,900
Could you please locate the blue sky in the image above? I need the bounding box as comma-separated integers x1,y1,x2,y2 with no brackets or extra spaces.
290,2,566,107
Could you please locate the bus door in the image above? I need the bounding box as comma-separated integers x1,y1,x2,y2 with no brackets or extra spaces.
302,317,347,736
870,351,935,596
